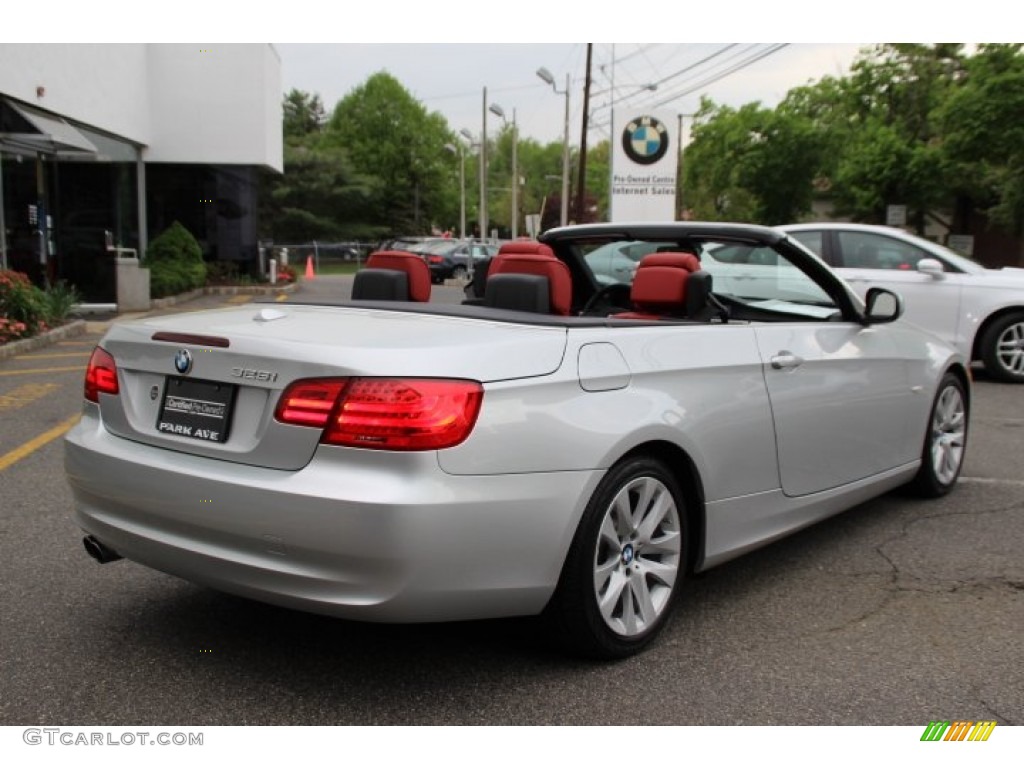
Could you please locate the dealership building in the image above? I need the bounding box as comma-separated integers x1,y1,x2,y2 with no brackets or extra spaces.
0,44,283,301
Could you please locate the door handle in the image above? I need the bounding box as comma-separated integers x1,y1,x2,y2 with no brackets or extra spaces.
771,352,804,370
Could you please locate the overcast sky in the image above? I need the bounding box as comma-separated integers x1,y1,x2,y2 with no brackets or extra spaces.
19,0,1009,148
276,43,868,145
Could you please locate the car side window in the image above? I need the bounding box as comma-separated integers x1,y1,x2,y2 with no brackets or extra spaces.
789,230,824,257
837,231,931,271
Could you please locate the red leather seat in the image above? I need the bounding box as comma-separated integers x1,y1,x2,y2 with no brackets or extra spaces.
486,243,572,316
615,252,702,320
352,250,432,302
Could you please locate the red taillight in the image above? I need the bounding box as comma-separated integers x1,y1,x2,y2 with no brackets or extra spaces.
274,379,349,427
84,346,119,402
428,255,444,264
276,378,483,451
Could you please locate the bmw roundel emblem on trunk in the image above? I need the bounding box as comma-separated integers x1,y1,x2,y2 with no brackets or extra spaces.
174,349,193,375
622,115,669,165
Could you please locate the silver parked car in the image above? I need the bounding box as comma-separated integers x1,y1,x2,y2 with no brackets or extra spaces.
65,223,970,658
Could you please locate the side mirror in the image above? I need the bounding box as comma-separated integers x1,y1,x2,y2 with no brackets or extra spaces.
864,287,903,325
917,258,945,279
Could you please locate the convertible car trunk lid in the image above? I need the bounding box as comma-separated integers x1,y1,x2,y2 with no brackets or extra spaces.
93,305,567,470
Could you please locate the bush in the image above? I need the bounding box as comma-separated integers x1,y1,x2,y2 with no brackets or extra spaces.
0,271,84,344
41,280,81,324
0,270,46,343
146,221,207,298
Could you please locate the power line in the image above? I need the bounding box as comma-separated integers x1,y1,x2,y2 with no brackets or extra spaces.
591,44,791,130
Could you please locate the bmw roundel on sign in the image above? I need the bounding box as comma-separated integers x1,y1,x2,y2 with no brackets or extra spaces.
622,116,669,165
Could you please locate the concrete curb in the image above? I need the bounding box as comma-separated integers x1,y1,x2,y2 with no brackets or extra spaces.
150,282,298,309
1,283,299,360
0,319,88,361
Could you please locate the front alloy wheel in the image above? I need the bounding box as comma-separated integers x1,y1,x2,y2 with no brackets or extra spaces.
547,456,688,658
908,372,968,497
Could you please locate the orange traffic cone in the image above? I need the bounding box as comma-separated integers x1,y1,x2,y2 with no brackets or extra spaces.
305,255,315,280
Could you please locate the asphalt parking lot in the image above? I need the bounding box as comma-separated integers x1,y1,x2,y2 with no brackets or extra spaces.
1,276,1021,726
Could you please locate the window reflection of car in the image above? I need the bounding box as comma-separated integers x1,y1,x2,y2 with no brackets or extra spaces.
780,222,1024,383
414,239,498,283
583,241,665,285
581,239,831,307
698,242,831,304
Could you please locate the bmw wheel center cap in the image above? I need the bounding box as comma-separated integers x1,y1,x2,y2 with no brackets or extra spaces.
621,543,635,565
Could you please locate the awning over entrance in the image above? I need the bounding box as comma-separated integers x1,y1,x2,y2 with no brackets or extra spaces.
0,99,98,155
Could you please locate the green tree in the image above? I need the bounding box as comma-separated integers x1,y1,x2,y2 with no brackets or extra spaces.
282,88,326,139
682,98,822,224
938,44,1024,231
325,72,457,234
825,44,966,229
262,141,381,242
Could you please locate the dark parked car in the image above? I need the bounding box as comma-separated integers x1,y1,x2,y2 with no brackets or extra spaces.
414,239,499,283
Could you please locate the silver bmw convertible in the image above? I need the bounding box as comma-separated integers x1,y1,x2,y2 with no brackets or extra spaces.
65,223,970,658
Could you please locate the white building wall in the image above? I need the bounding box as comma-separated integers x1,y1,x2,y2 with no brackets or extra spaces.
0,44,151,143
0,43,282,171
144,44,282,171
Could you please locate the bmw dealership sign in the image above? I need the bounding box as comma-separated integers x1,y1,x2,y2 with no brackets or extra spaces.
611,113,678,222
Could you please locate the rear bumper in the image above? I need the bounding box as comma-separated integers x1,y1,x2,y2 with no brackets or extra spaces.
65,409,600,622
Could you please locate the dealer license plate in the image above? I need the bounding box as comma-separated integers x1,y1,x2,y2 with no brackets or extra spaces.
157,377,236,443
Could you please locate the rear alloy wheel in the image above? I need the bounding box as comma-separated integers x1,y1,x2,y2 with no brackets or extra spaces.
908,373,968,497
548,457,687,658
980,312,1024,383
451,265,468,281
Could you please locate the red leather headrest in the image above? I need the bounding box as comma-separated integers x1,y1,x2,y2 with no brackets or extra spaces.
497,241,556,258
630,266,689,310
365,251,431,302
489,252,572,315
638,252,701,272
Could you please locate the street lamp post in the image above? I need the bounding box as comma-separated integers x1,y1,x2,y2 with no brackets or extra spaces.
536,66,571,227
488,103,519,239
480,87,488,240
443,142,466,240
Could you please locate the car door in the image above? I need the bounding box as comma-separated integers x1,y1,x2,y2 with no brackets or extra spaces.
754,321,915,497
716,237,916,497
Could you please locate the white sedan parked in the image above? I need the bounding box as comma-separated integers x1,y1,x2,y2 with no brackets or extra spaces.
781,222,1024,382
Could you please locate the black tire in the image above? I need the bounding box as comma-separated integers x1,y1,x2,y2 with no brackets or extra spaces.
979,312,1024,383
545,456,688,659
907,372,969,498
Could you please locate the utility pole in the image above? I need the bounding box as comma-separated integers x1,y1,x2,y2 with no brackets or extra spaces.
575,43,593,225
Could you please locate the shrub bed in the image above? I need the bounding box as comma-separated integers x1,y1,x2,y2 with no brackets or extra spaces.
0,270,81,345
146,221,207,298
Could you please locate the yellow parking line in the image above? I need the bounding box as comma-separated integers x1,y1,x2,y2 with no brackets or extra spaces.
18,352,91,360
0,383,61,411
225,295,251,304
275,293,289,302
0,413,81,471
0,366,85,377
